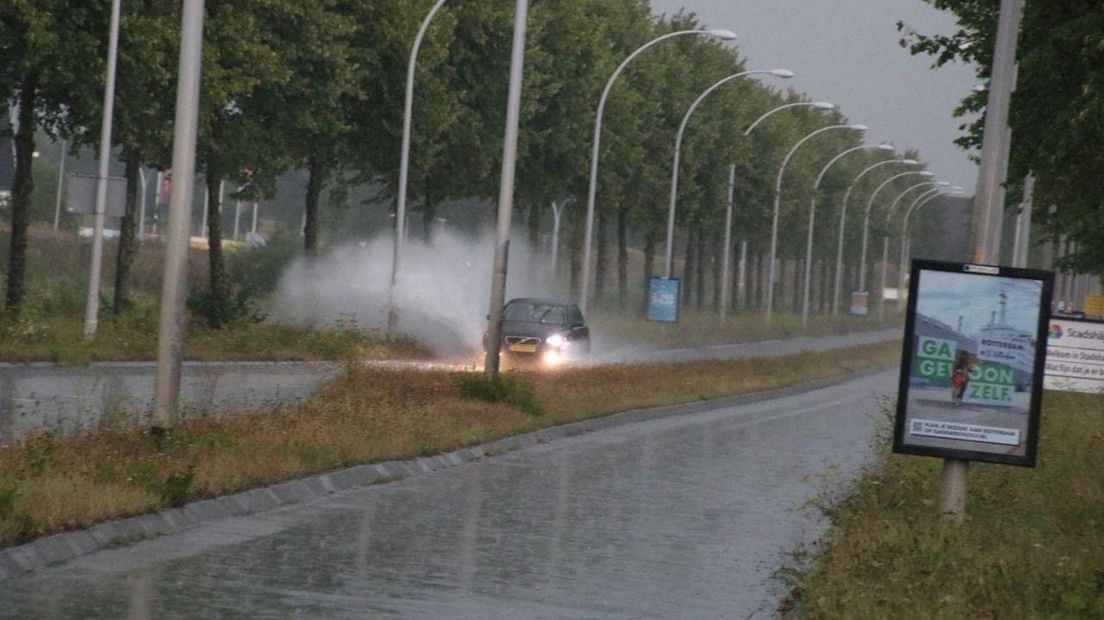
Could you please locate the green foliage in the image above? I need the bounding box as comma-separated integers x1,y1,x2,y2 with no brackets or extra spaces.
161,467,195,508
227,234,301,297
900,1,1104,277
455,373,543,416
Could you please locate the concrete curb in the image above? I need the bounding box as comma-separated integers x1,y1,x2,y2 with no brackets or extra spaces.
0,364,892,583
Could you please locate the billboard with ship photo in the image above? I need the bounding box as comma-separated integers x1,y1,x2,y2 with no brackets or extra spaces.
893,260,1054,467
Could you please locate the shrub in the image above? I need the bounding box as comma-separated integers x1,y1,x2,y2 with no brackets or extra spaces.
455,373,543,416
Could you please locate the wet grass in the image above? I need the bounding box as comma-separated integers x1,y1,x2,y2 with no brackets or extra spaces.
590,308,901,350
787,390,1104,618
0,340,898,548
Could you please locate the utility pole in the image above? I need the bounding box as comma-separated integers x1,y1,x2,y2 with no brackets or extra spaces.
483,0,529,376
949,0,1025,522
152,0,205,430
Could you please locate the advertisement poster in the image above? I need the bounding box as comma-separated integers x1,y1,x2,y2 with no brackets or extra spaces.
893,260,1053,467
1044,317,1104,394
646,277,680,323
850,291,869,316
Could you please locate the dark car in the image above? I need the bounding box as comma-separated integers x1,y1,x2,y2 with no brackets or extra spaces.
495,298,591,365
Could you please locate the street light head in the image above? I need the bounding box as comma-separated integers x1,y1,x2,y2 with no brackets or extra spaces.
850,124,868,131
902,159,920,165
770,69,795,78
936,181,951,186
812,101,835,110
950,186,964,192
919,171,935,177
874,144,896,152
707,29,738,40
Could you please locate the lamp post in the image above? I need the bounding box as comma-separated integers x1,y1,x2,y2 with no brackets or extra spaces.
579,28,737,316
83,0,122,337
877,180,950,317
387,0,450,334
549,197,574,274
857,170,933,292
898,186,964,307
831,158,919,314
801,143,895,325
663,68,795,279
765,123,866,321
152,0,205,431
719,100,833,320
483,0,529,376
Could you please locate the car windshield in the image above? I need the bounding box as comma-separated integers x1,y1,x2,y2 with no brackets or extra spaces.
504,302,566,324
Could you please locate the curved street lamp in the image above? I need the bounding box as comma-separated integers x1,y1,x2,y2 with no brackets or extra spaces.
663,68,796,279
579,28,738,315
800,143,895,325
898,187,964,309
831,158,919,314
766,123,867,321
719,100,834,319
388,0,450,334
877,180,950,317
857,169,933,292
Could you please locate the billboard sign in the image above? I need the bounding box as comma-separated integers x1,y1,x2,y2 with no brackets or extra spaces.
893,260,1054,467
1044,316,1104,394
65,174,127,217
850,291,869,316
646,277,680,323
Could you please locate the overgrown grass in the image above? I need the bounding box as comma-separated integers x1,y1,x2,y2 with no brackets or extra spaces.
0,341,898,548
0,307,428,365
590,307,901,349
788,390,1104,618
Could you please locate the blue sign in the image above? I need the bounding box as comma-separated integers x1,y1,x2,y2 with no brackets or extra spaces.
647,277,680,323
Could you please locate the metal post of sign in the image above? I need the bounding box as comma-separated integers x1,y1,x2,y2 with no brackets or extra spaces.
948,0,1024,523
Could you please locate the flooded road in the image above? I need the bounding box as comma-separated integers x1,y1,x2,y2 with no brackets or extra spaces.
0,369,895,619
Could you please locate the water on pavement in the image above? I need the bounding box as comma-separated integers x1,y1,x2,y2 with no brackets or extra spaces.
0,370,895,619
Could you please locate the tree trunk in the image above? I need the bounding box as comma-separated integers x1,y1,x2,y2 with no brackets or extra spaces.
641,228,657,316
304,153,324,257
528,199,541,256
5,78,36,317
683,227,695,305
113,153,141,314
617,205,628,309
711,230,721,311
595,211,609,305
421,176,435,245
206,172,231,328
696,226,706,310
568,211,582,300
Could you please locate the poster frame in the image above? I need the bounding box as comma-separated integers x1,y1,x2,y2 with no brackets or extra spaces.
892,259,1054,468
646,277,680,323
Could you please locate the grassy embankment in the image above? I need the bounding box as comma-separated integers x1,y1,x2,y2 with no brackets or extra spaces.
0,340,899,549
0,226,426,364
788,390,1104,618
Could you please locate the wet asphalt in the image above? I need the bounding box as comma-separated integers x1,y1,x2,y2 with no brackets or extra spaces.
0,369,896,619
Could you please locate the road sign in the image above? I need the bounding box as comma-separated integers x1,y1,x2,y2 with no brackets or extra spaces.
893,260,1054,468
1044,316,1104,394
646,277,680,323
66,174,127,217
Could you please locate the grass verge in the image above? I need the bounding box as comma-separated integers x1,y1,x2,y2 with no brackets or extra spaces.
787,390,1104,618
590,308,900,349
0,340,898,548
0,314,428,365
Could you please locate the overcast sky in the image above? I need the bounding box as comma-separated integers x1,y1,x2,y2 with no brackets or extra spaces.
650,0,979,192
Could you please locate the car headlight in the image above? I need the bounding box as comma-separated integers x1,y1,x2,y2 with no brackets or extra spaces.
545,334,566,348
